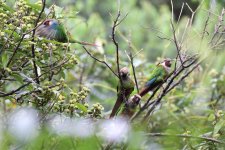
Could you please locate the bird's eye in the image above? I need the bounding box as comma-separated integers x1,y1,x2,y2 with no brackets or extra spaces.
43,20,50,26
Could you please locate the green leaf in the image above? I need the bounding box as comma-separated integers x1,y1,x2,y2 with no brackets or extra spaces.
26,3,42,11
1,52,8,68
54,5,64,19
11,73,24,84
0,3,14,12
214,120,225,135
75,103,88,112
208,114,215,121
4,30,20,40
60,70,66,79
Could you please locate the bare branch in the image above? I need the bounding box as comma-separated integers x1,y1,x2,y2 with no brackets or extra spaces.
177,2,184,23
131,55,198,122
145,132,225,144
111,11,122,80
166,59,199,93
0,82,31,97
209,8,225,47
170,0,174,22
0,26,18,54
6,34,26,67
30,0,46,84
78,62,87,91
125,34,140,93
142,58,199,122
83,46,118,77
201,12,211,41
170,20,184,67
157,36,174,42
111,11,128,104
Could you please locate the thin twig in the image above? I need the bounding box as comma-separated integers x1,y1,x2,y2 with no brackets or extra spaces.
104,11,128,150
130,85,162,121
157,36,174,42
171,20,184,66
145,132,225,144
111,11,127,104
142,59,199,122
185,0,205,26
112,11,122,83
201,12,211,41
177,3,184,24
83,46,118,77
0,57,71,98
78,63,86,92
126,35,140,93
209,8,225,49
6,34,26,67
30,0,46,84
131,56,198,121
0,82,31,97
166,59,199,93
130,54,139,93
0,27,18,54
170,0,174,22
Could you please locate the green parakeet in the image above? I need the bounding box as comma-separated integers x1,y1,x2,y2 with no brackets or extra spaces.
139,59,172,97
110,67,135,118
118,94,141,118
35,19,96,46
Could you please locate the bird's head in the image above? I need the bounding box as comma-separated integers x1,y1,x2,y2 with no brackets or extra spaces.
126,94,141,108
36,19,67,42
41,19,59,29
119,67,130,79
37,19,60,32
36,19,60,34
131,94,141,105
162,59,172,68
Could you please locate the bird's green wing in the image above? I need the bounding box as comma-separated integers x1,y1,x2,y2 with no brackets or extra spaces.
117,78,134,95
55,24,68,42
146,66,165,86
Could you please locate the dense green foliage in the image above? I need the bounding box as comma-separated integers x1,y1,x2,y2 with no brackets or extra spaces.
0,0,225,149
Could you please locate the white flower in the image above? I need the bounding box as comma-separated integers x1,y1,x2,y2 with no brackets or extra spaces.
98,117,130,142
8,108,39,142
24,34,30,39
48,115,94,138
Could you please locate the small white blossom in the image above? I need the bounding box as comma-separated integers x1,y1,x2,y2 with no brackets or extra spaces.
98,117,130,142
48,115,94,138
8,108,39,142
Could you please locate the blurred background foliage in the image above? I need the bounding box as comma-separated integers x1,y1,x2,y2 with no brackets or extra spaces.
0,0,225,149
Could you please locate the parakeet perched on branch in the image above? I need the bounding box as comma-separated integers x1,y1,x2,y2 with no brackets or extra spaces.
119,94,141,118
139,59,172,97
109,67,135,118
35,19,96,46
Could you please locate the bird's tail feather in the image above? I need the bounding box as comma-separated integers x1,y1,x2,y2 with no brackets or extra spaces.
109,96,123,118
139,82,161,97
69,39,97,47
139,86,152,97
